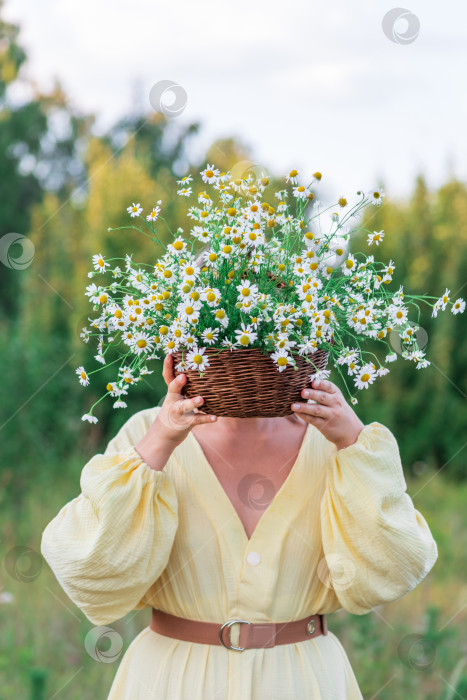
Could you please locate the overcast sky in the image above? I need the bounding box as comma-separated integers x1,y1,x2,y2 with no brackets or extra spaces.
4,0,467,201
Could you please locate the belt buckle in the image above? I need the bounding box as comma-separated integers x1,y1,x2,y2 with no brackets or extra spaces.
219,619,251,651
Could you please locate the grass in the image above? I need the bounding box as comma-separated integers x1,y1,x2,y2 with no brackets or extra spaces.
1,462,466,699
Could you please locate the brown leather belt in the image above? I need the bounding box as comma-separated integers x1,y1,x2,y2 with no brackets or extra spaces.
150,607,328,651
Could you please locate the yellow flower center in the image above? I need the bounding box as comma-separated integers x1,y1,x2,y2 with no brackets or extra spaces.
99,294,108,304
80,372,87,380
289,169,298,177
159,326,169,335
361,373,370,382
240,335,249,345
137,339,147,348
193,354,203,364
277,357,287,366
206,170,214,178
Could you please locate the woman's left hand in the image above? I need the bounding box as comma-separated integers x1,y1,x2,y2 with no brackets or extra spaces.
291,378,364,450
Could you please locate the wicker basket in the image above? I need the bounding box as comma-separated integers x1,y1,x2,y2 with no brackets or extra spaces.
171,346,331,418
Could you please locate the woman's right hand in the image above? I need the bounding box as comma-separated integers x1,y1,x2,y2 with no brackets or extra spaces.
156,354,217,443
135,355,217,469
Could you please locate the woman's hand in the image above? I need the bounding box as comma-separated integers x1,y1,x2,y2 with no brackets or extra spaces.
291,378,364,450
134,355,217,469
156,354,217,443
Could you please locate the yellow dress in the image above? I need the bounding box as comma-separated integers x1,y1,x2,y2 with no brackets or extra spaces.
40,406,438,699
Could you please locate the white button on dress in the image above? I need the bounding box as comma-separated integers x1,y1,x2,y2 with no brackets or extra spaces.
246,551,261,566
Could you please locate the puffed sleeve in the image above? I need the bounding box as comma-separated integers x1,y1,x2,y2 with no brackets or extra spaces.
319,421,438,615
40,407,179,626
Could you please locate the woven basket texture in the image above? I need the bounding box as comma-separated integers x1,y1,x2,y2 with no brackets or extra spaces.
171,346,331,417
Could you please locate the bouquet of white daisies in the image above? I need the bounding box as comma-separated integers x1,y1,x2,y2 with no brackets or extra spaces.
76,164,465,423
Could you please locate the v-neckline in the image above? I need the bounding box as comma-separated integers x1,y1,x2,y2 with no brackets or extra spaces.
188,421,310,546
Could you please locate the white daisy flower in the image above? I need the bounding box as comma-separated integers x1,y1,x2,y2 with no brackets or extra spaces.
92,253,110,273
200,164,220,184
186,346,210,371
367,230,385,246
131,332,154,355
202,327,220,345
236,279,259,301
76,366,90,386
451,298,466,315
416,359,430,369
213,308,229,328
201,287,222,307
342,254,358,276
385,353,398,363
146,206,161,222
285,169,299,185
174,358,189,372
112,399,127,409
81,413,98,423
270,349,291,372
354,364,377,389
222,338,236,350
177,174,193,185
292,185,309,200
350,397,358,405
234,322,258,347
168,238,187,255
127,202,142,217
309,368,331,384
181,262,200,282
366,188,384,206
177,187,192,197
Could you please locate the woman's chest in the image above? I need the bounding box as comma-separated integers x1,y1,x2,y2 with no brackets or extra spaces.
191,425,308,539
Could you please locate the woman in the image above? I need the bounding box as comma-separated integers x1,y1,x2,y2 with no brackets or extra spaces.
41,354,438,699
